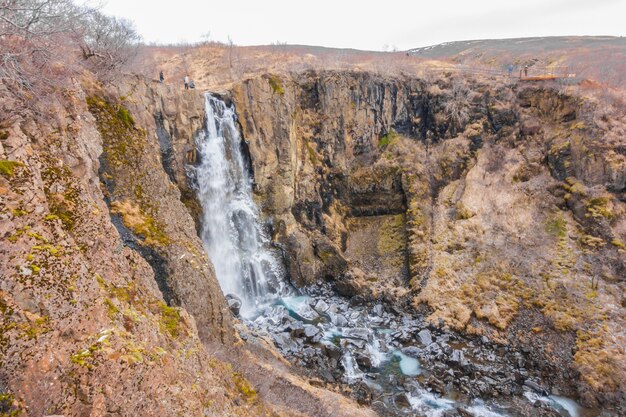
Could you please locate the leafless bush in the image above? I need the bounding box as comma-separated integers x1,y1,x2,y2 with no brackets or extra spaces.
443,77,471,133
77,10,140,77
0,0,140,95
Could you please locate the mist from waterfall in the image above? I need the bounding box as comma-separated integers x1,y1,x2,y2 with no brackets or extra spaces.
189,93,288,315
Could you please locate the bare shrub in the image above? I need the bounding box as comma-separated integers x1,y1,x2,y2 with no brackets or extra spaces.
77,10,141,77
443,77,471,133
0,0,140,94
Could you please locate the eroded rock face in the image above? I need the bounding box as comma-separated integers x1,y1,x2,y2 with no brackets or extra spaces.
0,81,261,415
220,71,625,409
0,77,374,417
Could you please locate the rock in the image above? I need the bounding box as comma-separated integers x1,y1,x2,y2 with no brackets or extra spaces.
328,312,348,327
355,352,373,370
225,293,242,316
343,328,370,341
285,321,305,337
353,381,375,405
340,338,366,350
524,379,549,396
314,299,329,313
427,376,446,394
272,332,297,352
292,303,319,322
449,349,465,364
418,329,433,345
372,304,384,316
321,341,342,359
394,392,411,408
401,346,421,358
303,324,320,339
457,409,474,417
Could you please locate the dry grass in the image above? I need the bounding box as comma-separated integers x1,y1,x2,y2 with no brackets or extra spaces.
110,200,169,247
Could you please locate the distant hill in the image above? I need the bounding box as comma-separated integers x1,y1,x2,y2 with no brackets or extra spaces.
408,36,626,87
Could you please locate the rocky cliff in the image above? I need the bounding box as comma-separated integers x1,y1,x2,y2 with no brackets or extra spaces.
1,64,624,415
0,76,374,416
220,70,625,408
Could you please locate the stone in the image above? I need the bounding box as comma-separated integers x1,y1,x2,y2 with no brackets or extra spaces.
273,332,297,352
401,346,421,358
372,304,384,316
303,324,320,339
449,349,465,364
355,352,373,370
418,329,433,345
225,293,242,316
329,312,348,327
524,379,549,396
285,321,305,337
314,299,329,313
394,392,411,408
321,341,342,359
343,328,370,341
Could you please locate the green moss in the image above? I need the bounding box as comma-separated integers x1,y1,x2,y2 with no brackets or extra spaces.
586,197,613,220
0,160,23,178
11,208,27,217
70,329,112,368
41,160,80,231
611,239,626,250
86,95,143,169
267,75,285,95
378,130,399,148
233,372,257,402
0,391,20,417
159,302,181,338
116,106,135,129
545,214,567,238
305,139,318,165
22,316,50,339
104,298,119,318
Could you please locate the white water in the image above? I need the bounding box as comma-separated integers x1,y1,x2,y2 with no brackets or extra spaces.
190,94,288,315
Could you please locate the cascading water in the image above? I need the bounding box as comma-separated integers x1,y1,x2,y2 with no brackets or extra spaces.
189,94,288,315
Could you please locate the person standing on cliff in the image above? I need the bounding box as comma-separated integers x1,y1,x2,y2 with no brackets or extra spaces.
183,75,189,90
159,71,164,83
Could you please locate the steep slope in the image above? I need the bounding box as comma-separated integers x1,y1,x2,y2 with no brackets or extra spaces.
0,76,374,416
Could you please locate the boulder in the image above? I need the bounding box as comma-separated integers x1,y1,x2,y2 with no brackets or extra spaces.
313,299,329,313
418,329,433,345
343,328,370,341
225,293,242,316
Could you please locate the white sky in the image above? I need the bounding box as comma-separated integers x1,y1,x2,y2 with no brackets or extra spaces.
101,0,626,51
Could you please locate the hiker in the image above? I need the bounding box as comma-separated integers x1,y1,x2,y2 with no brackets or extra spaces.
159,71,164,83
183,75,189,90
524,65,529,77
189,79,195,89
507,64,513,77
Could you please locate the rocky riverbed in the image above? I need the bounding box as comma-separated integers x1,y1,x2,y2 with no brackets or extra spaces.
232,282,598,417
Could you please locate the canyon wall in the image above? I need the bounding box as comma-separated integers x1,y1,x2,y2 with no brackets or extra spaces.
0,76,374,416
224,70,625,407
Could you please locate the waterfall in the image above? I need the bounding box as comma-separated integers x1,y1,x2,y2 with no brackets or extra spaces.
189,93,288,315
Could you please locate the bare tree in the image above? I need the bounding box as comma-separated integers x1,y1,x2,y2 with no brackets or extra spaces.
443,77,471,133
0,0,140,115
77,10,141,75
0,0,86,90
